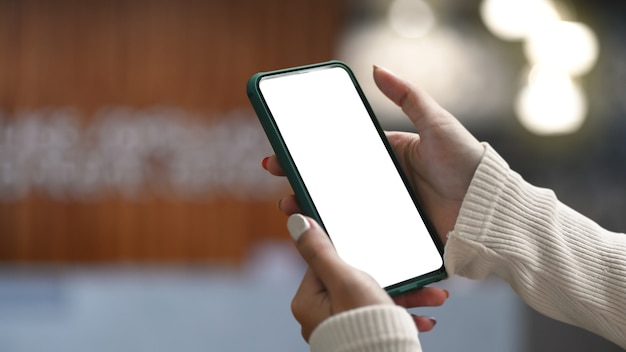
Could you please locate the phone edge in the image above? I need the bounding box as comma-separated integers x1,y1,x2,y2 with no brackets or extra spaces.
246,60,448,294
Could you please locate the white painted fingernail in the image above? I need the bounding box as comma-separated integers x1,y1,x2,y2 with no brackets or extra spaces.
287,214,310,242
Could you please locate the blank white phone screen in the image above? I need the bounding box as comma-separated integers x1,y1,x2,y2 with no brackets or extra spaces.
259,66,443,288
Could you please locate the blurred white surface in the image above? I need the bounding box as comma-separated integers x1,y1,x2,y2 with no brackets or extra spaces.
0,242,525,352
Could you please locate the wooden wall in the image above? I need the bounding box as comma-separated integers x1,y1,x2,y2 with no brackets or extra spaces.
0,0,346,263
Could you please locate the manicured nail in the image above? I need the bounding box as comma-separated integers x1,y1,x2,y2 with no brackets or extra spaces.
287,214,310,242
261,157,269,170
428,317,437,327
373,64,392,74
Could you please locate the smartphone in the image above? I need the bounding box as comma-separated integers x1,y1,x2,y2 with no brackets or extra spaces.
247,61,446,295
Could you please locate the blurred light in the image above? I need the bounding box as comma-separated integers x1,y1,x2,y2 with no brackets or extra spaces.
479,0,598,136
480,0,559,41
0,108,284,202
524,21,599,76
388,0,436,38
515,64,587,135
338,23,511,125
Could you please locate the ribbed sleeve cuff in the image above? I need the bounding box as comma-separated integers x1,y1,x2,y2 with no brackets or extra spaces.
444,142,511,278
443,143,626,348
444,142,563,279
309,305,421,352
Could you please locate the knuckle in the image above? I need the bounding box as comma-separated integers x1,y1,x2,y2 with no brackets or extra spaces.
290,296,305,321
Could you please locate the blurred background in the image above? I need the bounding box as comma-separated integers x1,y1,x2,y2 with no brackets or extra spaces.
0,0,624,351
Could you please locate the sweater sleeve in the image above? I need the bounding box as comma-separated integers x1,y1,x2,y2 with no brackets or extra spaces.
444,143,626,349
309,305,422,352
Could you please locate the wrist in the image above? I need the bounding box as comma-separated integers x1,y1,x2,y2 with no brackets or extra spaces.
309,305,420,352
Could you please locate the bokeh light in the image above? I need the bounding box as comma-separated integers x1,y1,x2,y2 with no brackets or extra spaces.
480,0,599,135
480,0,559,41
516,64,587,135
524,21,599,76
338,21,511,125
387,0,436,38
0,108,283,201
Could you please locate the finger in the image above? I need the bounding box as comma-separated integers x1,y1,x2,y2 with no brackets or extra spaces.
291,268,329,341
261,155,286,176
286,214,348,289
373,65,446,132
384,131,421,175
278,195,301,215
410,314,438,332
393,287,449,308
385,131,420,150
293,268,325,302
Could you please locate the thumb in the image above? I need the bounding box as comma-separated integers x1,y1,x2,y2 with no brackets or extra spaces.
372,65,446,133
287,214,348,289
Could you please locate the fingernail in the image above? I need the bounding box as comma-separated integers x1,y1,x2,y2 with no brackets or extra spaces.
444,289,450,299
428,317,437,327
373,64,392,74
287,214,310,242
276,198,282,211
261,157,269,170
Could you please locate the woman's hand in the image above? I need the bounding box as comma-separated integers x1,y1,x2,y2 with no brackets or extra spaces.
263,66,484,244
287,214,448,341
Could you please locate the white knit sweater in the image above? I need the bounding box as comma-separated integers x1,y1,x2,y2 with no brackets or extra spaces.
309,144,626,352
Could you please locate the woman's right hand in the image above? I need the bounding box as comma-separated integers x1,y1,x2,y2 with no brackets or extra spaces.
288,214,448,341
263,65,484,245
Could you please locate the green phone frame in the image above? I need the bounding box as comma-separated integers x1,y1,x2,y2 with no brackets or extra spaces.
246,60,447,295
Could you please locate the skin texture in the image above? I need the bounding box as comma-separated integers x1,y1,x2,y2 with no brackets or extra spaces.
289,214,448,341
263,65,483,341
